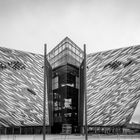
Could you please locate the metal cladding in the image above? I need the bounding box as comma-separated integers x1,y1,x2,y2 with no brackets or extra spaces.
0,47,49,127
87,45,140,126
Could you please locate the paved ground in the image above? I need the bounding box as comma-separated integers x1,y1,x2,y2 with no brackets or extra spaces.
0,135,140,140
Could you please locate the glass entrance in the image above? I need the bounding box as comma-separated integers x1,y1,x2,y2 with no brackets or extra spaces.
52,65,79,133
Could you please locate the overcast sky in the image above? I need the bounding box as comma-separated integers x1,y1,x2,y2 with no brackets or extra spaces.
0,0,140,123
1,0,140,54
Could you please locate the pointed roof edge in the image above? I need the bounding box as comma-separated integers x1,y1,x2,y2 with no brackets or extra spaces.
129,99,140,124
48,36,83,55
65,36,84,52
0,45,42,56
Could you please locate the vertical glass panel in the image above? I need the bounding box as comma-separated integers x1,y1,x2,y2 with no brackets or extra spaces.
52,76,58,90
72,46,75,53
68,43,71,50
76,49,79,55
63,98,72,109
76,76,79,89
47,37,84,69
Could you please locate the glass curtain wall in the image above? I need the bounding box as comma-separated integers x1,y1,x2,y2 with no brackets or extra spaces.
47,37,84,133
47,37,84,69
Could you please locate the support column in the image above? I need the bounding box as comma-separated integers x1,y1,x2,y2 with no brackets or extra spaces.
43,44,47,140
84,44,88,140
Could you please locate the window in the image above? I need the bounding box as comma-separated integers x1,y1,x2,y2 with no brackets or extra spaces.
76,76,79,89
52,76,58,90
63,98,72,109
54,93,61,99
54,100,61,111
54,113,57,117
54,101,59,111
54,93,58,99
61,83,74,87
64,113,72,117
0,61,26,70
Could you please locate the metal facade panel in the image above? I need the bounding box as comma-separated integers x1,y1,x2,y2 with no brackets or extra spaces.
0,47,49,127
87,45,140,126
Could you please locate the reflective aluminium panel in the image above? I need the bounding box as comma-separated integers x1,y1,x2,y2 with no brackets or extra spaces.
87,45,140,126
0,47,49,127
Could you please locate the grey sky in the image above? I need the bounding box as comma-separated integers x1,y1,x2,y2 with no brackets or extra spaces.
0,0,140,123
1,0,140,54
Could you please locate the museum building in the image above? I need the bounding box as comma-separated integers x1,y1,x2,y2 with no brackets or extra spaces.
0,37,140,134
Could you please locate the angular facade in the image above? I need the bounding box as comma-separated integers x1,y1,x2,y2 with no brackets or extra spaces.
0,47,52,133
0,37,140,134
87,46,140,126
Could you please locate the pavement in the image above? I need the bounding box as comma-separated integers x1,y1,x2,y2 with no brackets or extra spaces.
0,134,140,140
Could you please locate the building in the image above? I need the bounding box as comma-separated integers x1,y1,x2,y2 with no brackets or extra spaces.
86,45,140,134
47,37,84,133
0,37,140,134
0,46,51,134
